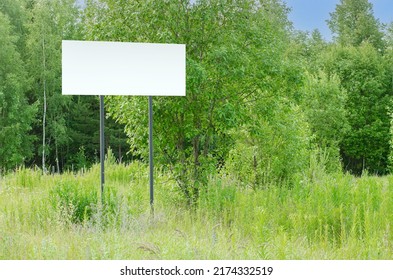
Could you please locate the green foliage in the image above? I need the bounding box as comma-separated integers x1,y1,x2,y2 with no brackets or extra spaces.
0,0,29,51
301,71,348,172
302,71,348,144
387,51,393,171
67,146,89,171
85,0,294,200
2,0,393,200
385,22,393,48
328,0,384,50
288,29,328,73
388,110,393,172
25,0,81,171
322,43,391,174
226,101,311,188
0,11,36,171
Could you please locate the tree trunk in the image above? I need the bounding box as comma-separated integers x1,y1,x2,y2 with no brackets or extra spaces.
118,130,122,163
193,136,200,178
42,36,47,174
55,139,60,173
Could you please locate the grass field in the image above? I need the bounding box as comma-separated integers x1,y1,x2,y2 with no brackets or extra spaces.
1,160,393,259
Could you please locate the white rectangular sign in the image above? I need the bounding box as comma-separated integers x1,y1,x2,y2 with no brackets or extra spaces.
62,40,186,96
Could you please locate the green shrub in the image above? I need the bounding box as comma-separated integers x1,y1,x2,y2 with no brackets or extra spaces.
226,102,311,188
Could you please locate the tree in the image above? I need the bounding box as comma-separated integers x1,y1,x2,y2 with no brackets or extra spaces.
0,0,28,51
26,0,81,172
289,29,328,73
84,0,297,200
226,99,311,188
385,23,393,171
322,43,391,174
0,12,36,171
301,71,348,172
385,22,393,48
63,96,131,170
327,0,384,50
326,1,391,174
224,0,318,187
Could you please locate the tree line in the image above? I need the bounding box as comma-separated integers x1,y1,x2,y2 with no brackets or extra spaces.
1,0,130,173
1,0,393,200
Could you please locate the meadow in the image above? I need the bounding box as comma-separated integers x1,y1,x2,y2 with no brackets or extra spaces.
1,159,393,260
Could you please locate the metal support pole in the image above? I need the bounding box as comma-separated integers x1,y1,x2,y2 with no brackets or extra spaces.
149,96,154,212
100,95,105,203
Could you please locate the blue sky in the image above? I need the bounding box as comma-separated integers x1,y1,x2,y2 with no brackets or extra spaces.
284,0,393,41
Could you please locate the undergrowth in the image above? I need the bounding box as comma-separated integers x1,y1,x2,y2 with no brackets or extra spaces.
1,162,393,259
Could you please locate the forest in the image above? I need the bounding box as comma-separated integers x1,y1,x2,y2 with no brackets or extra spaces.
1,0,393,259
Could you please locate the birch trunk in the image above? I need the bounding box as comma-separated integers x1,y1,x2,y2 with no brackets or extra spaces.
42,37,47,174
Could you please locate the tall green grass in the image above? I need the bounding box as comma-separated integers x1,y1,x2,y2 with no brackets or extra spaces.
1,162,393,259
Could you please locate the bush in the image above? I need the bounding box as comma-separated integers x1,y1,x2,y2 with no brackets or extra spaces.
226,102,311,188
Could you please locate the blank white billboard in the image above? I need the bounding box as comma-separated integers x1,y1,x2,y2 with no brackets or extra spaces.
62,40,186,96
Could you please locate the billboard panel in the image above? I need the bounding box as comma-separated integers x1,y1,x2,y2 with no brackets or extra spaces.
62,40,186,96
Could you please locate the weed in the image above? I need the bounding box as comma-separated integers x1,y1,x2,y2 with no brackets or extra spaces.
2,163,393,259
